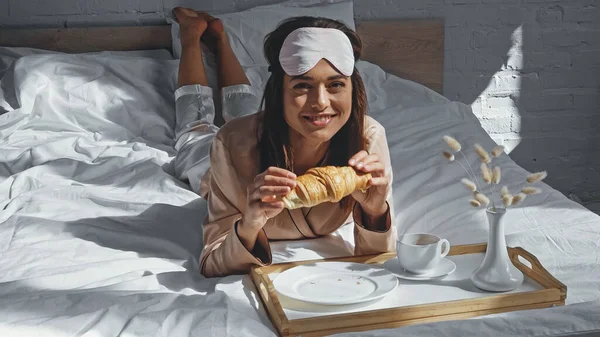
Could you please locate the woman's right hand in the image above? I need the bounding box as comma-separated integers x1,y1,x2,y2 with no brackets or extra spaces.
238,167,296,249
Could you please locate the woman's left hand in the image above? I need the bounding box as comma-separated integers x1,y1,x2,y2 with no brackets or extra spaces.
349,150,390,217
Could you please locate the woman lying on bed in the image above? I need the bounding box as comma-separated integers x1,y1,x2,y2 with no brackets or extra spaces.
172,7,396,277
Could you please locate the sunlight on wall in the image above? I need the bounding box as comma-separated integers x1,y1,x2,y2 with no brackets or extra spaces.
471,25,523,154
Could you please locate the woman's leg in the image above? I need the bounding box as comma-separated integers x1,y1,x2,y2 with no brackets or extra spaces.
172,8,218,192
173,7,209,88
196,12,250,89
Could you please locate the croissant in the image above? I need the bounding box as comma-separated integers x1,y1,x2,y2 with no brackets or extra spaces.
281,166,372,209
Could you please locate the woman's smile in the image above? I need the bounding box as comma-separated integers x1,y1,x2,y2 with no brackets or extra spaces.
302,113,338,127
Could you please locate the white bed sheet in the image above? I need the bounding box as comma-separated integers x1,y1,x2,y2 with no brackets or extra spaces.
0,49,599,337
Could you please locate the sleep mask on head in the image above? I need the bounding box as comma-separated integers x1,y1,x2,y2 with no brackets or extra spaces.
278,27,355,77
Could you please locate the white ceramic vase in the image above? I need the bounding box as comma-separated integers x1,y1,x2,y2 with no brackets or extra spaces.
471,207,524,292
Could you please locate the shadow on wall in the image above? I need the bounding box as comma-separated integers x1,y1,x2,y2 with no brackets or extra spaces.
439,3,600,204
509,12,600,205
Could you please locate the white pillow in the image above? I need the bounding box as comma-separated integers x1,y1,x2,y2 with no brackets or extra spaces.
1,53,179,146
1,46,173,80
168,0,355,66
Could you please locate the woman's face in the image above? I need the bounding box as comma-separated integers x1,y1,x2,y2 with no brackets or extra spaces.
283,59,353,147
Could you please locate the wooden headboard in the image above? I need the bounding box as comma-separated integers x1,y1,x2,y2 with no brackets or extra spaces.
0,20,444,93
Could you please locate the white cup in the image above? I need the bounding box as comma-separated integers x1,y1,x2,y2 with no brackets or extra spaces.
397,233,451,274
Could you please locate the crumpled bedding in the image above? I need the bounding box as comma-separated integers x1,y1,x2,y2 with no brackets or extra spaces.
0,47,599,337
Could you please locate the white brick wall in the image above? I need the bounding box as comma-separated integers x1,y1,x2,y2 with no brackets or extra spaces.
1,0,599,204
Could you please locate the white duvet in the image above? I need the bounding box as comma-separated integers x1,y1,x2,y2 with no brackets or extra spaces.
0,47,599,337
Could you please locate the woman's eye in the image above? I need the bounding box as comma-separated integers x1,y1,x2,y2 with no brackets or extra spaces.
330,82,346,89
293,83,311,90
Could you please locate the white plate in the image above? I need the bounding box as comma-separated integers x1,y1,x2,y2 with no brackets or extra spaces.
383,258,457,281
272,262,398,305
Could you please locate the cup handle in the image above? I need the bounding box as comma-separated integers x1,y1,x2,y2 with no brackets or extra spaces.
439,239,450,258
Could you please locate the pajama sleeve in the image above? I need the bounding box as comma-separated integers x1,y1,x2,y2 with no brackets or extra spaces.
352,122,397,255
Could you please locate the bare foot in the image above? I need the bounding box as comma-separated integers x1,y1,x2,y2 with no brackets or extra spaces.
173,7,208,45
196,12,227,54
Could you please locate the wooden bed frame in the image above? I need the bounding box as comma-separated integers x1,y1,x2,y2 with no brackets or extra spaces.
0,20,444,93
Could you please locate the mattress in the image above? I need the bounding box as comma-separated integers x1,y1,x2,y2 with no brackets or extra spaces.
0,47,599,337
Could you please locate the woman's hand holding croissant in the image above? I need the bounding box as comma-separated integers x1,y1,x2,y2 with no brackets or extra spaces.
238,167,296,251
349,151,389,218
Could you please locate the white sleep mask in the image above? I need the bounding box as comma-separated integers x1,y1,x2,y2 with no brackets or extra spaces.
278,27,355,77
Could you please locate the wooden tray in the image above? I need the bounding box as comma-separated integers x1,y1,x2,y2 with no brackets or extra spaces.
250,243,567,337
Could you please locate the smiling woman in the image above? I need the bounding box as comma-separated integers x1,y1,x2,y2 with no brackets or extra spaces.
175,14,397,278
283,62,355,171
259,18,370,210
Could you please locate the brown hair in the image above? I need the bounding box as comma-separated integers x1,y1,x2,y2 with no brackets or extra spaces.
258,16,368,211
